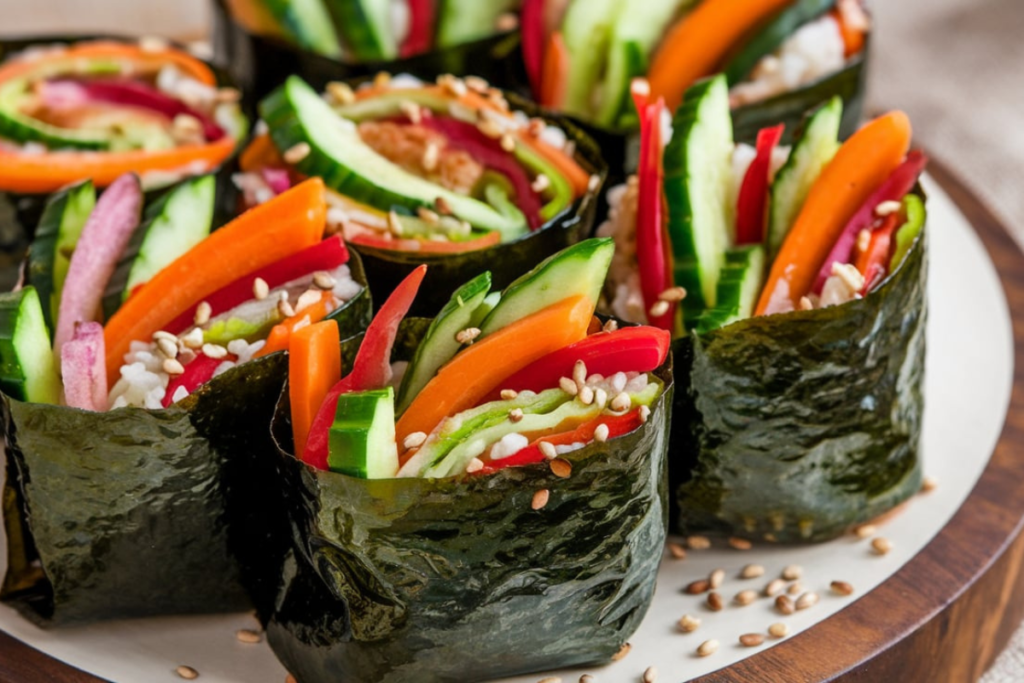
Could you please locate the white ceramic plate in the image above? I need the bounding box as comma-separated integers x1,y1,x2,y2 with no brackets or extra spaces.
0,174,1013,683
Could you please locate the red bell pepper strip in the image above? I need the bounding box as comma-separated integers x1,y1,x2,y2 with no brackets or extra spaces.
483,326,671,402
521,0,546,96
161,353,231,408
164,236,349,335
420,116,544,230
303,265,427,470
854,212,901,295
736,124,784,245
631,80,676,331
540,31,569,110
812,150,928,295
401,0,436,57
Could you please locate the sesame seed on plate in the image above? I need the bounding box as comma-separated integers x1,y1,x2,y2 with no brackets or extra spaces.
236,629,262,644
175,665,199,680
739,633,764,647
696,639,719,657
678,614,700,632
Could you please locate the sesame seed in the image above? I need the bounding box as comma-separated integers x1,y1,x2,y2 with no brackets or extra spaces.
739,633,765,647
509,408,524,423
588,174,602,193
687,535,711,550
799,296,815,311
872,537,893,555
157,338,179,359
437,74,467,97
580,676,595,683
374,71,392,88
403,432,427,450
857,229,872,253
278,296,296,319
500,134,516,153
729,537,752,550
531,174,551,194
464,76,489,93
550,459,572,478
500,389,518,400
388,210,405,236
775,595,795,615
659,287,687,303
153,330,177,343
781,564,803,581
422,142,440,172
684,579,710,595
740,564,765,579
456,327,481,344
283,142,311,165
202,343,228,360
612,643,632,661
194,301,212,326
922,476,938,493
539,442,557,459
313,272,336,290
649,301,670,318
399,100,422,125
179,348,197,365
796,592,819,610
594,423,610,442
875,200,902,217
181,328,204,349
537,678,561,683
768,622,789,639
139,36,170,52
578,385,595,406
643,666,658,683
175,665,199,679
697,639,719,657
236,629,262,644
295,289,322,313
495,11,519,31
667,542,687,560
609,392,631,412
855,524,877,539
531,489,550,510
559,377,579,396
709,568,725,589
466,458,484,473
594,388,608,409
435,196,453,215
253,277,270,300
163,358,185,376
602,319,619,333
787,582,803,596
639,405,651,423
833,262,865,293
326,81,355,105
735,590,758,606
172,114,203,140
478,119,504,139
678,614,700,633
706,592,723,611
417,207,440,224
831,580,855,596
764,578,786,597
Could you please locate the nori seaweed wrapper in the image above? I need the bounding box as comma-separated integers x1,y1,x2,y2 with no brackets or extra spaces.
669,196,927,543
234,319,673,682
0,254,373,627
211,0,527,113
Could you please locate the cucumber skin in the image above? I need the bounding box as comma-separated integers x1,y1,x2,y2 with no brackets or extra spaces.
328,387,398,479
694,245,765,334
0,287,62,404
0,80,111,151
436,0,519,48
262,0,343,57
325,0,396,61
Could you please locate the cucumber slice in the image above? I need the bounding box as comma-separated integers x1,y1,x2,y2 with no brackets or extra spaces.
694,245,765,334
479,238,613,336
723,0,837,85
325,0,397,61
102,175,216,319
890,194,926,274
436,0,519,48
766,96,842,262
26,181,96,339
0,79,111,151
664,75,735,315
328,386,399,479
0,287,62,404
262,0,342,57
561,0,622,117
260,77,527,237
396,271,493,415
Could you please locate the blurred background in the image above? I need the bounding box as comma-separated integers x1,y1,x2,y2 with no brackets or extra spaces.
3,0,1024,680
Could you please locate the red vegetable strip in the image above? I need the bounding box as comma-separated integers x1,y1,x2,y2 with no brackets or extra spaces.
289,321,342,460
54,173,142,358
303,265,427,469
402,0,436,57
521,0,546,95
61,321,108,411
540,31,569,109
853,212,901,294
161,353,226,408
736,124,784,245
164,235,349,335
811,150,927,294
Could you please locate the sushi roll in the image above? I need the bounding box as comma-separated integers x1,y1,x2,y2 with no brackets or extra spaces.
0,177,371,625
244,239,673,682
598,76,927,542
237,73,605,314
0,37,248,264
212,0,524,103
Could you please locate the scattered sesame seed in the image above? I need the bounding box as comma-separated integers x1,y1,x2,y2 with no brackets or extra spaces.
639,405,651,423
172,114,203,141
706,592,723,612
588,174,602,193
764,578,786,597
539,442,557,459
594,423,610,443
435,196,453,215
799,296,815,311
500,389,518,400
455,327,481,344
687,535,711,550
559,377,579,396
796,592,820,610
709,568,725,589
157,338,179,359
580,676,595,683
179,348,197,365
781,564,803,581
313,272,336,291
768,622,789,639
602,319,619,333
735,590,758,606
478,119,504,139
509,408,524,423
417,207,440,224
295,289,322,313
739,633,765,647
922,476,938,493
550,459,572,478
500,134,516,153
437,74,467,97
594,388,608,409
388,210,405,236
855,524,877,539
374,71,392,88
856,229,872,254
667,542,687,560
278,296,296,319
464,75,490,93
466,458,484,473
787,582,803,596
875,200,902,217
649,300,670,318
578,385,595,406
678,614,700,633
182,328,204,349
531,489,550,510
422,142,440,172
775,595,795,615
236,629,262,644
572,359,587,385
253,277,270,300
659,287,687,303
202,343,228,360
643,666,658,683
175,665,199,680
612,643,632,661
531,174,551,194
153,330,177,343
684,579,710,595
831,580,855,596
194,301,212,326
537,678,561,683
872,537,893,555
403,432,427,450
697,639,719,657
283,142,311,165
729,537,752,550
399,100,422,124
163,358,185,376
326,81,355,105
610,392,632,412
833,262,865,293
740,564,765,579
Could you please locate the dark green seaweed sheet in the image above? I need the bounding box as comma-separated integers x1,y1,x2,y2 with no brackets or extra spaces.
670,200,927,543
235,319,673,683
0,254,372,627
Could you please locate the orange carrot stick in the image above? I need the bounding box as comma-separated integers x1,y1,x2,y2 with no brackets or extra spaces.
755,111,912,316
540,31,569,110
289,320,342,460
255,291,336,358
240,134,286,172
395,295,593,456
104,178,327,383
648,0,794,112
